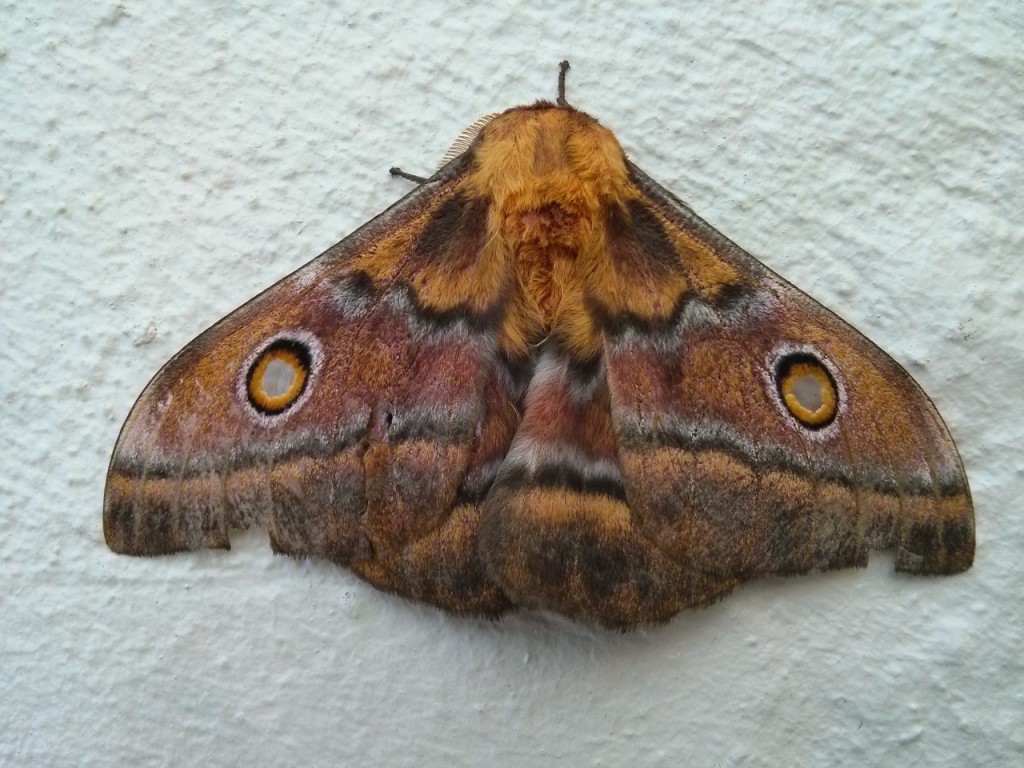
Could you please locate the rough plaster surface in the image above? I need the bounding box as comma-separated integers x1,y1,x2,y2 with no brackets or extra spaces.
2,2,1021,766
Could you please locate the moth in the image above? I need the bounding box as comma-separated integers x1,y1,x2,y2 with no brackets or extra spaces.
104,63,973,629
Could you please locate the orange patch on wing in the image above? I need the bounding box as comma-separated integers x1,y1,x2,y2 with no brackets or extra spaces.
508,487,633,534
648,204,744,300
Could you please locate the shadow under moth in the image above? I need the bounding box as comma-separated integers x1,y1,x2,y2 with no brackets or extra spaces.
104,63,973,629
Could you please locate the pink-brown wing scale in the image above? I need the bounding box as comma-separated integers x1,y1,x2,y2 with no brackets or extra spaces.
601,164,974,581
104,155,523,615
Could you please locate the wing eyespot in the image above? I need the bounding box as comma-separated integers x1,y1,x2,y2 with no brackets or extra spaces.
245,337,315,416
775,352,838,429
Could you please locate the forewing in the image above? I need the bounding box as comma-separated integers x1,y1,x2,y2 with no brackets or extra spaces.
104,156,522,614
603,163,974,579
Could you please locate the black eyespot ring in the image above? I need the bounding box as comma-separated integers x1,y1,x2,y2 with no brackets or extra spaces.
245,338,313,415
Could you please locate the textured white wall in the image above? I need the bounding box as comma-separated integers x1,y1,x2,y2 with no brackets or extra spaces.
2,2,1021,765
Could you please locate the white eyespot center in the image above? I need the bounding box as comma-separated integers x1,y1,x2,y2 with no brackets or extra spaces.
790,373,824,412
261,358,297,398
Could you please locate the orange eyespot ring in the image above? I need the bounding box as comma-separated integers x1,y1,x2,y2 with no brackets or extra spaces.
776,354,838,428
246,340,312,415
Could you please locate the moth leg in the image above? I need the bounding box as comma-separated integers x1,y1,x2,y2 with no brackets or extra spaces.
389,166,429,184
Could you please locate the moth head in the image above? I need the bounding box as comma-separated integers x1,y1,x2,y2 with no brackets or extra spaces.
772,350,840,430
240,332,322,422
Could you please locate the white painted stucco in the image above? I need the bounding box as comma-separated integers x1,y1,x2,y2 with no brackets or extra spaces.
2,2,1021,765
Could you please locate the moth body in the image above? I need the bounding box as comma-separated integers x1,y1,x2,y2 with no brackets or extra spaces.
104,70,973,628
